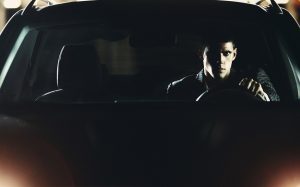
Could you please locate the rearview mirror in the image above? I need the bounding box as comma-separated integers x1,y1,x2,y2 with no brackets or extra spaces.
129,30,177,47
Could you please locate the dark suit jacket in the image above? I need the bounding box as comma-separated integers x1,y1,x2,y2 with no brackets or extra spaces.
167,68,280,101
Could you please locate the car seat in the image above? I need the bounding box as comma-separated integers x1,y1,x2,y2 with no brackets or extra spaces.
35,44,108,103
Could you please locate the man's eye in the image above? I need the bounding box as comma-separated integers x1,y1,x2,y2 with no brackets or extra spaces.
223,51,231,56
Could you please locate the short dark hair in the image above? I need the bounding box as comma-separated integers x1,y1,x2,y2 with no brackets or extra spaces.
197,31,237,56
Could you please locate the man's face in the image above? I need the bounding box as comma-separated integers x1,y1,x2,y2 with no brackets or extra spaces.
203,41,237,80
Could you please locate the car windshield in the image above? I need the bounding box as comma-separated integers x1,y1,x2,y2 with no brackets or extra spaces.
3,20,282,103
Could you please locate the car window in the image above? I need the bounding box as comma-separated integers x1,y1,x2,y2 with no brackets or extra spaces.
0,21,279,103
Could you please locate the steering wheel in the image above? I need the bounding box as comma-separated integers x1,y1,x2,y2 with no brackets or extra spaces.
196,87,263,103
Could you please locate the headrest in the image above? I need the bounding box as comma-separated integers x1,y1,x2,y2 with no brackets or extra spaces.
57,44,104,92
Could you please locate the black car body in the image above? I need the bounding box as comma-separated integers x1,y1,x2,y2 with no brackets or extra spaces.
0,0,299,187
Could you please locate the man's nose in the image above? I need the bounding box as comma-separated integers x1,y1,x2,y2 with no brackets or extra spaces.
216,53,223,64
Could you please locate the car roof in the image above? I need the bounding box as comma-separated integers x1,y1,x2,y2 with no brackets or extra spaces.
22,0,270,27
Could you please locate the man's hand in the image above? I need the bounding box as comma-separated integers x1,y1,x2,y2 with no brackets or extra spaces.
238,78,270,101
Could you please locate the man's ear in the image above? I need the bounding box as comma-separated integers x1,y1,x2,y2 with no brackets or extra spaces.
197,48,204,60
232,48,237,61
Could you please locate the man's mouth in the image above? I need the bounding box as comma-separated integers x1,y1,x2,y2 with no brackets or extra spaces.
218,67,226,71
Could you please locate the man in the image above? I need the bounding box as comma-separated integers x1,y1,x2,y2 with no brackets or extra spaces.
167,34,280,101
